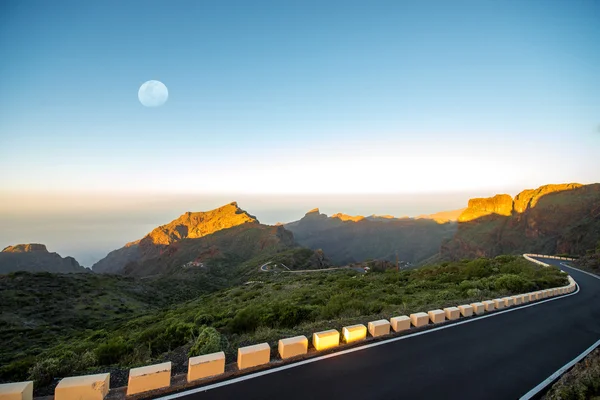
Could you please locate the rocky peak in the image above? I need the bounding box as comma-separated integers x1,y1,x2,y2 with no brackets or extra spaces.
2,243,48,253
331,213,365,222
302,208,328,220
144,202,258,246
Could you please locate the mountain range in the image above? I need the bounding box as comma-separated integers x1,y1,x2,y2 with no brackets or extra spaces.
2,182,599,275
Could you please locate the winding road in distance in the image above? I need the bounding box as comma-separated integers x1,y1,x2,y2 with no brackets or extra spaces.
160,257,600,400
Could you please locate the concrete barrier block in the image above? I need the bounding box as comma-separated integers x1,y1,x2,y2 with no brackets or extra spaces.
528,293,536,302
238,343,270,370
0,381,33,400
470,302,485,315
535,291,543,300
368,320,391,337
127,362,171,396
428,309,445,324
521,294,530,303
187,351,225,382
502,297,514,307
390,316,411,332
511,295,523,305
553,288,559,296
278,336,308,359
312,329,340,351
458,305,474,317
55,373,109,400
342,325,367,343
443,307,460,320
482,300,495,311
410,312,429,327
493,299,505,309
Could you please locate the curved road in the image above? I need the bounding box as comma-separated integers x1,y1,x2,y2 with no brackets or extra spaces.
161,257,600,400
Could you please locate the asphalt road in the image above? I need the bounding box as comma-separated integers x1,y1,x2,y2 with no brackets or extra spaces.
163,258,600,400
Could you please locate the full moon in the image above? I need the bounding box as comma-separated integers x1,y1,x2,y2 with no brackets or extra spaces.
138,80,168,107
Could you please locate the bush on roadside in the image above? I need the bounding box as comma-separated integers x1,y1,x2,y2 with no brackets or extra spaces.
188,326,221,357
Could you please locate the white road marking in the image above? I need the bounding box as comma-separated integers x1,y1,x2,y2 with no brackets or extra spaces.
156,263,581,399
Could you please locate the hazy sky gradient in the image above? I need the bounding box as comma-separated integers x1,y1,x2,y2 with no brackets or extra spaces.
1,1,599,263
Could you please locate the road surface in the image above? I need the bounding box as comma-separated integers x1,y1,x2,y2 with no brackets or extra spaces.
163,257,600,400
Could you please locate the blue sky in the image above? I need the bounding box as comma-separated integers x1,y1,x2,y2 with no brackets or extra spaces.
1,0,599,195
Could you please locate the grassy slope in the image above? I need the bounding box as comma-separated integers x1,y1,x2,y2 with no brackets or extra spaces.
0,256,567,393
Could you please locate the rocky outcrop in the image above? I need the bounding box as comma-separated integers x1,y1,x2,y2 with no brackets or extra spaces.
0,244,87,274
93,202,260,274
458,195,513,222
441,183,600,260
513,183,583,213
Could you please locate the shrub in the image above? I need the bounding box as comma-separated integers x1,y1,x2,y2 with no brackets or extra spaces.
95,336,132,365
189,327,221,357
230,306,263,333
194,313,215,326
28,357,63,386
493,274,532,293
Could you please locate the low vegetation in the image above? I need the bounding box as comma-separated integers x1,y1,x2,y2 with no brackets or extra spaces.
544,348,600,400
0,255,567,393
575,241,600,275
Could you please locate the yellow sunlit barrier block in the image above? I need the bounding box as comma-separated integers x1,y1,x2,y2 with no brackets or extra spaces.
493,299,505,309
342,325,367,343
521,294,529,303
410,312,429,327
55,373,109,400
444,307,460,320
428,310,445,324
0,381,33,400
238,343,270,370
528,293,536,302
127,362,171,396
470,302,485,315
313,329,340,351
543,289,551,298
278,336,308,359
458,305,473,317
553,288,559,296
187,351,225,382
511,295,523,305
390,316,411,332
502,297,514,307
368,320,391,337
482,300,495,311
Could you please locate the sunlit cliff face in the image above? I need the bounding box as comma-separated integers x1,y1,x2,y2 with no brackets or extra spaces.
457,183,583,222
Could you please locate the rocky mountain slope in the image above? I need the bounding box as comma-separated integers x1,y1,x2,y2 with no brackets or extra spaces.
93,202,318,277
92,202,258,274
284,209,457,265
441,183,600,259
0,244,87,274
